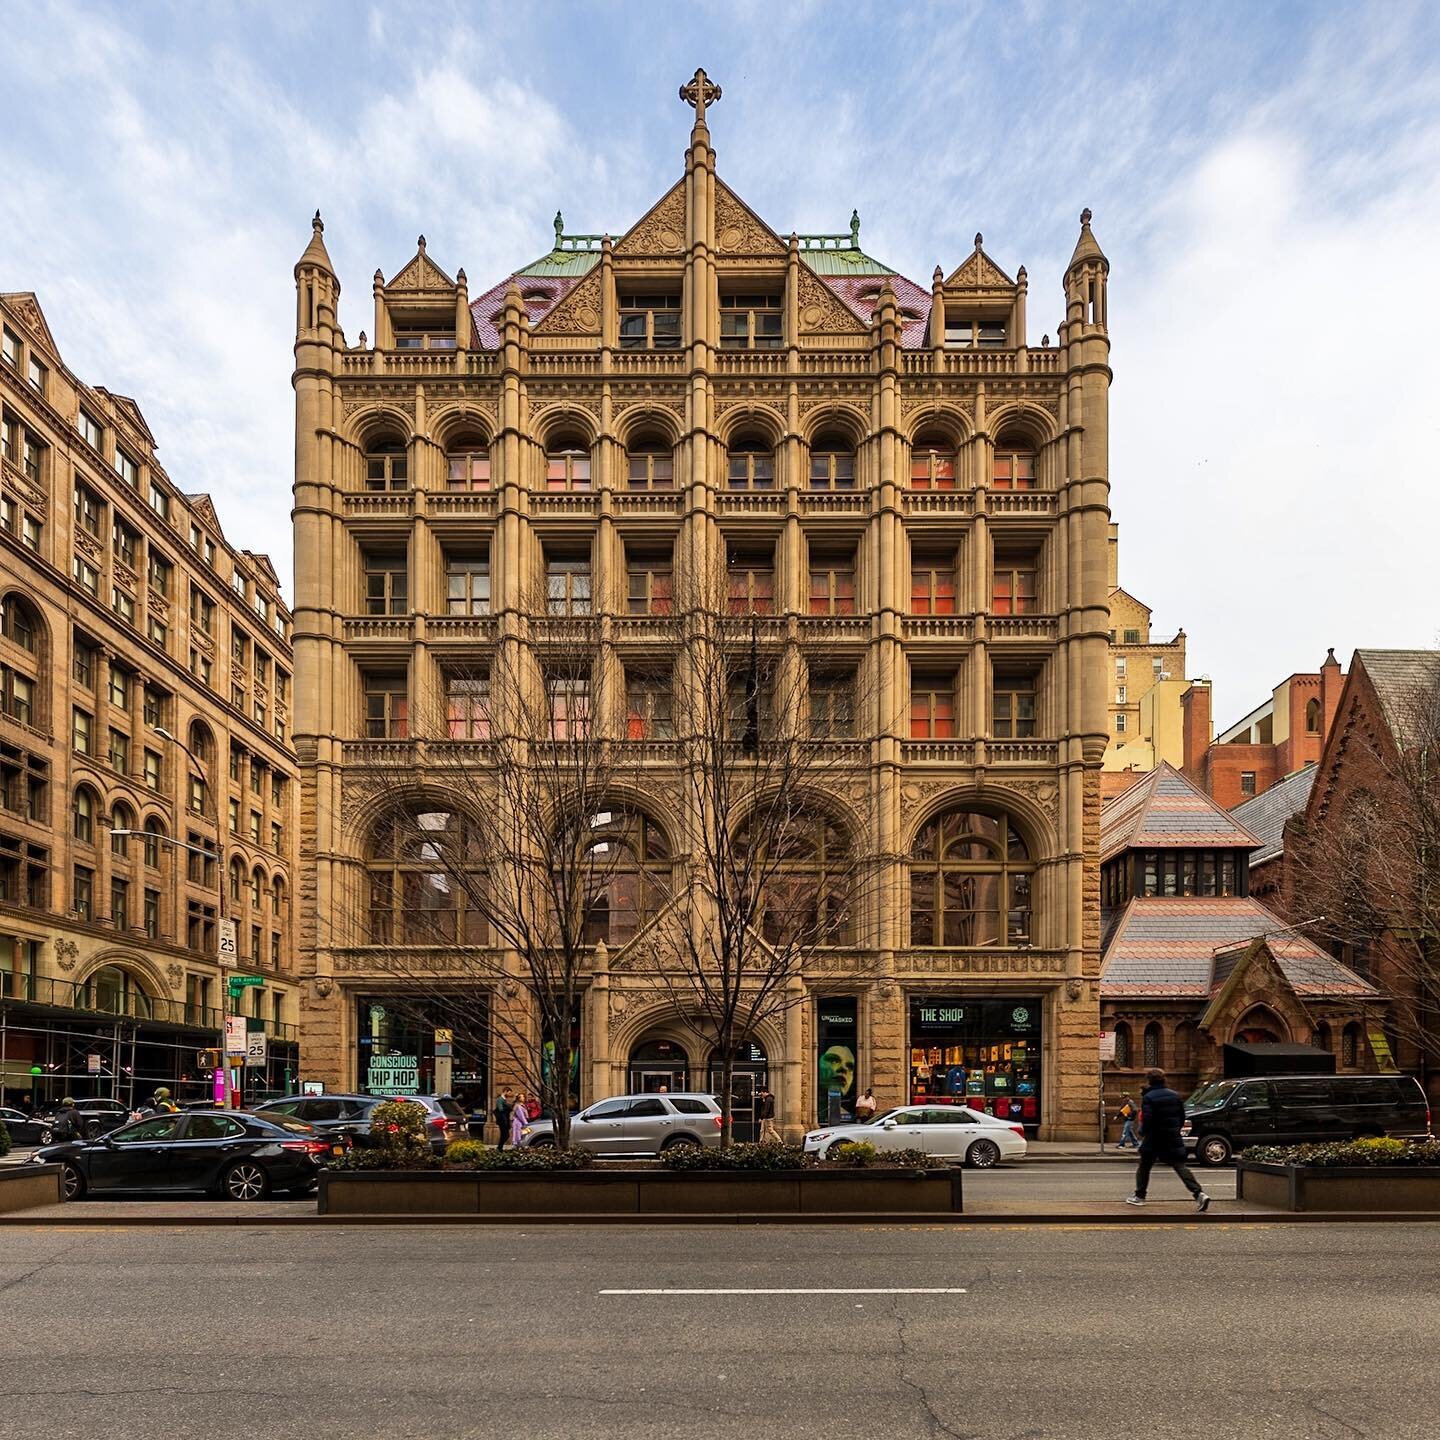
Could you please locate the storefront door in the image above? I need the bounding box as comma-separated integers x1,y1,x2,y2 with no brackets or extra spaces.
711,1069,759,1141
637,1067,686,1094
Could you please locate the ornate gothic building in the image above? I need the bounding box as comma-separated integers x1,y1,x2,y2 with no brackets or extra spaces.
292,73,1113,1138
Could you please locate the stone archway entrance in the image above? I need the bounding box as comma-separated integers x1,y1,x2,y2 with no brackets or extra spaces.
627,1038,690,1095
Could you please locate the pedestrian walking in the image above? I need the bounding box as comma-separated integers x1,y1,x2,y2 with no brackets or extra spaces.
853,1088,877,1123
1116,1093,1141,1149
1126,1068,1209,1212
756,1086,779,1144
509,1093,529,1150
51,1097,84,1142
493,1088,514,1150
138,1087,178,1118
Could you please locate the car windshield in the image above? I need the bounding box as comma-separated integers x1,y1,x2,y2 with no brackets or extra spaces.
1187,1081,1237,1108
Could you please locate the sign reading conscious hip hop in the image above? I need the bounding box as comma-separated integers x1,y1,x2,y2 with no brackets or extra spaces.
367,1053,420,1094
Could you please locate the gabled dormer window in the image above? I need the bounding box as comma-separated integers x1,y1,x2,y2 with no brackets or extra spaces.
619,294,681,350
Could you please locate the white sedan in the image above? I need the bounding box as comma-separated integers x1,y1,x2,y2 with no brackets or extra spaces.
804,1106,1028,1167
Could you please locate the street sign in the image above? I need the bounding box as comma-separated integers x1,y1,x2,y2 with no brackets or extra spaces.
225,1015,249,1056
301,1080,325,1096
1098,1031,1117,1061
217,917,237,960
87,1054,102,1074
245,1031,268,1069
367,1053,420,1094
434,1028,454,1045
228,973,264,990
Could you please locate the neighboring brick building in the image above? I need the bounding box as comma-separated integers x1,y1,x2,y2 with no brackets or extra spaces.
291,72,1114,1137
1230,763,1316,905
0,292,300,1110
1101,524,1187,797
1099,763,1377,1125
1181,648,1344,810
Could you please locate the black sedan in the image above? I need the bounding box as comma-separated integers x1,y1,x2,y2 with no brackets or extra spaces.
0,1105,55,1146
32,1111,349,1201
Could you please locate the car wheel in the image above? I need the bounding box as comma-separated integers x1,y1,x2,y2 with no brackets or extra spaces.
37,1127,53,1146
1196,1134,1232,1166
966,1138,1002,1169
61,1163,86,1201
662,1134,701,1152
221,1161,269,1201
528,1136,556,1148
83,1123,102,1141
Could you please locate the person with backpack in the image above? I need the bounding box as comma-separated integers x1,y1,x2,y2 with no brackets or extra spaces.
1115,1093,1141,1149
493,1088,514,1150
51,1098,84,1143
137,1087,178,1119
1126,1068,1210,1212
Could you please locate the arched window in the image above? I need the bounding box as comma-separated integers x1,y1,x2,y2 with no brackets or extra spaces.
1314,1022,1332,1053
1143,1022,1162,1068
271,876,285,919
1234,1006,1287,1045
364,436,409,492
992,431,1035,491
73,787,97,845
1,594,39,653
727,434,774,491
1173,1021,1195,1072
581,811,672,945
250,866,264,909
366,807,484,945
142,816,164,869
229,857,245,903
1342,1023,1360,1067
446,431,490,491
1305,698,1322,735
909,430,957,490
910,808,1033,947
1113,1021,1132,1068
626,434,674,491
86,964,151,1019
110,802,135,857
809,432,856,491
627,1038,690,1093
735,809,854,946
545,433,591,492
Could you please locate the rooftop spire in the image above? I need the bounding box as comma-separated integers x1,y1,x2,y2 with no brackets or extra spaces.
849,209,860,246
296,209,334,275
1068,206,1107,269
679,67,721,135
553,210,564,246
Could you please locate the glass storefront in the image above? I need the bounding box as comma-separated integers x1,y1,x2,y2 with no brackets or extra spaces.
355,993,489,1113
908,996,1042,1130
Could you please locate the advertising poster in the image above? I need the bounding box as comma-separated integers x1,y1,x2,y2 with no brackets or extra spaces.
816,997,859,1125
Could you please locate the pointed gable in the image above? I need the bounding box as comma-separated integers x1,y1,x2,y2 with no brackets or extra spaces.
1101,762,1260,862
530,267,602,337
387,240,455,293
0,292,59,354
712,179,787,258
944,239,1014,290
96,389,157,449
185,493,228,542
795,264,869,337
613,180,686,257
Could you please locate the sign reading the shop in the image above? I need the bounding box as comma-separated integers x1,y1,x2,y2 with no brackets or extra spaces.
918,1006,966,1025
368,1053,420,1095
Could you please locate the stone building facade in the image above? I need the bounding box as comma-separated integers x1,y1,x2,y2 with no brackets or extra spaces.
291,75,1113,1138
0,292,300,1108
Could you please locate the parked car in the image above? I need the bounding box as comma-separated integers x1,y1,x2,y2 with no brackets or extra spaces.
32,1110,347,1200
252,1093,468,1154
804,1106,1028,1167
65,1099,133,1139
520,1093,723,1155
0,1106,55,1146
1183,1073,1432,1166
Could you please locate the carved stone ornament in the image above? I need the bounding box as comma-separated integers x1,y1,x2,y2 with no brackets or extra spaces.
614,182,686,257
1065,977,1084,1002
13,296,47,337
796,267,867,335
533,270,602,336
55,939,79,971
996,778,1061,825
165,963,183,990
314,975,335,999
713,183,785,257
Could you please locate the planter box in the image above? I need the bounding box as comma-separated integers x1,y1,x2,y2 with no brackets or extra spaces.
319,1166,962,1218
1238,1162,1440,1213
0,1164,63,1214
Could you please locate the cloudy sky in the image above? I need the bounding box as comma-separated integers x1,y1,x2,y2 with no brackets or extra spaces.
3,0,1437,727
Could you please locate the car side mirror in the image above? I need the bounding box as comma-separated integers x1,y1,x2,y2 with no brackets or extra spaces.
882,1119,898,1130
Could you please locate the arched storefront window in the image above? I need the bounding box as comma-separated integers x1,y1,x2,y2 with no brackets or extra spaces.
581,811,671,946
734,808,854,946
86,964,152,1019
910,808,1033,947
808,431,856,491
626,434,675,491
627,1038,689,1094
364,435,408,492
991,430,1036,490
366,807,484,945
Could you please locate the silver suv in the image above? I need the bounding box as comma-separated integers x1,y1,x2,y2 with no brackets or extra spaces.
520,1093,723,1155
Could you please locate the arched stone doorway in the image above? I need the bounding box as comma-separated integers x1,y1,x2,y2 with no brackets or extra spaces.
708,1040,770,1143
1233,1006,1288,1045
627,1038,690,1095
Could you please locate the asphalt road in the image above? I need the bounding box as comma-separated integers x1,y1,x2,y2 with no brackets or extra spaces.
1,1222,1434,1440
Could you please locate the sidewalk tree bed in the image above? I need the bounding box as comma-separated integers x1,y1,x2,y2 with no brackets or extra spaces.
318,1140,961,1216
1237,1138,1440,1212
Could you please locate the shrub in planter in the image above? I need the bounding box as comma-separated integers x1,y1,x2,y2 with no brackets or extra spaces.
659,1141,812,1171
470,1145,594,1171
0,1120,9,1158
369,1098,432,1165
445,1139,488,1165
328,1146,441,1172
1242,1138,1440,1168
831,1141,878,1167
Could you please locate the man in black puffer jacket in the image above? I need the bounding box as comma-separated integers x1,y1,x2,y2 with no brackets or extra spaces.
1127,1068,1210,1212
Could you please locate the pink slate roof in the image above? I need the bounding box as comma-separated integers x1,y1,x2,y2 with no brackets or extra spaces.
468,274,584,350
1100,762,1260,863
821,273,933,349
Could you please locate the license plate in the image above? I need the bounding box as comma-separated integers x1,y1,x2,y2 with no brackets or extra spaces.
331,1145,345,1156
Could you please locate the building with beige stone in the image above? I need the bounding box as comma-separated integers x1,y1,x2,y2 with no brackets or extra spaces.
0,292,299,1110
291,74,1113,1138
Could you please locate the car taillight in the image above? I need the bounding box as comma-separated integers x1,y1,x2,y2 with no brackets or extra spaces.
1009,1126,1025,1137
429,1116,447,1129
281,1140,329,1153
713,1116,723,1128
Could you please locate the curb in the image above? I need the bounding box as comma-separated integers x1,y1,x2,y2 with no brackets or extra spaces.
3,1209,1439,1228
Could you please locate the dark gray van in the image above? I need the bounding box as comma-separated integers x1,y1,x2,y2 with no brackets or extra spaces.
1183,1074,1431,1165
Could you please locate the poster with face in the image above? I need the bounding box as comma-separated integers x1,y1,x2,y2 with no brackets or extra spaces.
817,998,860,1124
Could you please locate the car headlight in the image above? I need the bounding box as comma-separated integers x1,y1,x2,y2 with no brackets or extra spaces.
520,1127,534,1137
809,1132,831,1142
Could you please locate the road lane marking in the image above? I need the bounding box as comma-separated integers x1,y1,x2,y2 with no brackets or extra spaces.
600,1287,968,1295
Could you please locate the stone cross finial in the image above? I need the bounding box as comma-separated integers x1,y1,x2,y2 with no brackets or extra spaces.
1080,207,1093,226
679,67,722,123
849,209,860,246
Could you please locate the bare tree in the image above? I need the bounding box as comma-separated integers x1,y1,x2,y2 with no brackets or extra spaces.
1285,658,1440,1079
619,557,891,1143
351,593,643,1148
